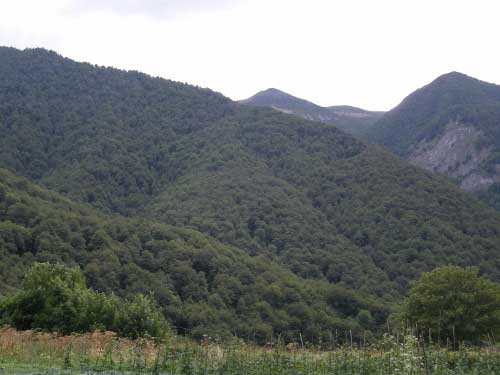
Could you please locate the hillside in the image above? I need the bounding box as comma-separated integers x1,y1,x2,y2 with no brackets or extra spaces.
0,47,237,214
0,168,387,341
365,72,500,208
2,47,500,339
240,88,383,136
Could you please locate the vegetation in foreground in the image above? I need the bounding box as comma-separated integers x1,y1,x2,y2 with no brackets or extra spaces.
3,265,500,374
403,266,500,345
0,263,169,339
1,327,500,375
4,264,500,374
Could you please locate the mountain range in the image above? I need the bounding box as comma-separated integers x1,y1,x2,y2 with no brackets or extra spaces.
240,88,384,136
243,73,500,211
1,47,500,341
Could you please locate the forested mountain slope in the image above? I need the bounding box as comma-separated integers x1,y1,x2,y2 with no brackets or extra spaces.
0,168,388,341
240,88,383,136
0,47,237,213
1,47,500,332
365,72,500,209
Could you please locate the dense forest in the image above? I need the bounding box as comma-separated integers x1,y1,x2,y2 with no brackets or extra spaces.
1,47,500,341
0,168,387,342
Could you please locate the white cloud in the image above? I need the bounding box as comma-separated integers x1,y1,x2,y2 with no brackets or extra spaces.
0,0,499,110
65,0,239,18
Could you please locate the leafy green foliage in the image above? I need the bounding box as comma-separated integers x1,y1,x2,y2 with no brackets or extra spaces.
403,266,500,343
0,263,169,338
0,168,384,342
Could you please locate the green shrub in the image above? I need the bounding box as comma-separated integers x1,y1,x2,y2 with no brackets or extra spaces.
0,262,169,338
403,265,500,344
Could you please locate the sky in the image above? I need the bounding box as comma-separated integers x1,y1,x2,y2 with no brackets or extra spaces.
1,0,499,111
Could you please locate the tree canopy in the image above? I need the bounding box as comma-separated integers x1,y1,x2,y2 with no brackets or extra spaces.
0,168,386,342
403,265,500,344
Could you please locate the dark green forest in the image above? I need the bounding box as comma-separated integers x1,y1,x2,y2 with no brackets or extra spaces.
0,168,386,342
1,47,500,341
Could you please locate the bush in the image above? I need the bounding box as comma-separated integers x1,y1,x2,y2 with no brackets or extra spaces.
403,265,500,344
0,263,169,338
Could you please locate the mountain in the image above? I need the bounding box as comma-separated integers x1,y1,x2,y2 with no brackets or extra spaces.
240,88,384,136
2,47,500,340
365,72,500,209
0,168,387,341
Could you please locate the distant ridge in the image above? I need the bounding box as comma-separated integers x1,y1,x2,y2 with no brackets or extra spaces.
240,88,384,136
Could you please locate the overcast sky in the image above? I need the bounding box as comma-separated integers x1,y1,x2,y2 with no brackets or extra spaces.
1,0,499,111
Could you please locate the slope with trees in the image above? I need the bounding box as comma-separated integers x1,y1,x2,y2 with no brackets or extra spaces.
0,168,386,341
2,48,500,340
365,72,500,209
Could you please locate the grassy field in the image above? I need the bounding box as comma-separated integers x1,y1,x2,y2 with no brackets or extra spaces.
1,327,500,374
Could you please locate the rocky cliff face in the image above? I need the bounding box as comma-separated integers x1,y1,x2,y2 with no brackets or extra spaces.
408,121,498,192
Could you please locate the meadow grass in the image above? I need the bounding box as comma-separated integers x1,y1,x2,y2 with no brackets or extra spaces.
1,327,500,374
